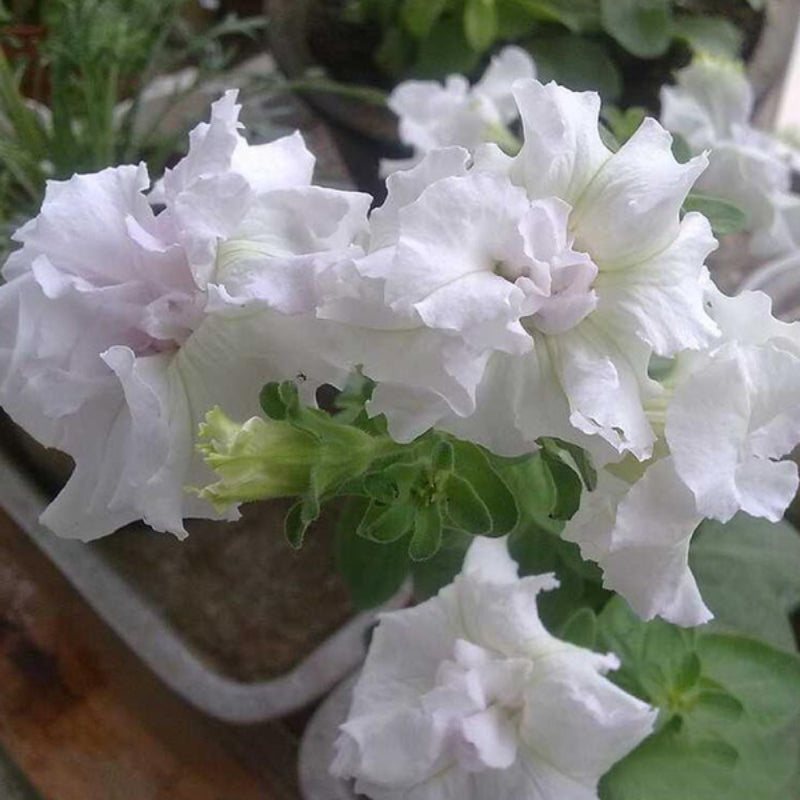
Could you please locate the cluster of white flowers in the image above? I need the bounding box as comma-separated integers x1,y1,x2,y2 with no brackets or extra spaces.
5,59,800,800
0,91,370,539
333,536,657,799
564,282,800,625
3,77,800,629
382,46,536,174
660,54,800,259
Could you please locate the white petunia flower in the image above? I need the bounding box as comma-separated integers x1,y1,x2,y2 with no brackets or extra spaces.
332,536,657,800
564,284,800,626
660,54,800,258
0,90,370,540
382,47,536,174
343,80,718,462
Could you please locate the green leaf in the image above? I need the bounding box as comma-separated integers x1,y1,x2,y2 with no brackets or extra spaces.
525,34,622,100
683,192,749,236
602,105,647,146
411,528,472,599
336,497,410,608
357,499,415,543
409,504,443,561
432,439,454,473
284,501,309,549
496,1,537,38
363,472,399,503
509,520,608,630
464,0,498,52
505,0,602,33
412,17,481,77
384,461,427,498
541,450,582,519
451,441,518,534
674,652,702,694
259,382,288,420
673,16,743,59
375,25,415,77
599,723,741,800
542,438,597,491
600,0,672,59
559,607,598,649
444,473,492,534
402,0,448,38
697,634,800,730
671,132,693,164
597,598,800,800
690,514,800,650
333,371,385,434
597,597,696,703
494,451,557,521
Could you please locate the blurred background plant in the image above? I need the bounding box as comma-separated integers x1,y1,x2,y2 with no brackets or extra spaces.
0,0,264,260
332,0,762,103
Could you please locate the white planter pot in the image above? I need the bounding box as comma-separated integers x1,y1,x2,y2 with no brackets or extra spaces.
299,675,360,800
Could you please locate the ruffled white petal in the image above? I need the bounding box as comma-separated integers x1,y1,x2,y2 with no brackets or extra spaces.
667,342,800,523
334,537,656,800
704,284,800,352
659,55,798,259
660,55,753,150
571,118,708,269
388,76,491,155
592,212,719,356
550,321,657,459
370,148,470,251
564,458,710,626
518,661,656,793
384,47,533,172
511,80,611,205
160,91,316,286
211,185,370,313
474,46,537,122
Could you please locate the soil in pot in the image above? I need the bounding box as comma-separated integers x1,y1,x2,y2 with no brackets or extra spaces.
0,412,354,684
94,502,352,683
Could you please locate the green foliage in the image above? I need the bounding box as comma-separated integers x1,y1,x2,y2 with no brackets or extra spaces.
464,0,498,51
558,606,599,648
336,497,411,608
197,377,609,609
691,514,800,651
411,17,481,78
602,105,647,145
347,0,757,87
670,131,693,163
597,598,800,800
345,432,521,560
601,0,672,59
511,0,601,32
673,16,743,58
0,0,263,231
401,0,448,38
410,527,472,599
509,515,609,630
526,33,622,100
683,192,749,236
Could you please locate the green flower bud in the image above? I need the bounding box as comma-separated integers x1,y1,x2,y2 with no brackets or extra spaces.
195,407,319,511
194,406,392,512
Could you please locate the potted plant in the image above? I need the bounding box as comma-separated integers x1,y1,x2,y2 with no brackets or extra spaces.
2,68,800,797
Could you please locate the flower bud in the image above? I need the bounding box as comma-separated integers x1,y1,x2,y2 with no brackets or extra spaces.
195,406,387,511
195,408,320,510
